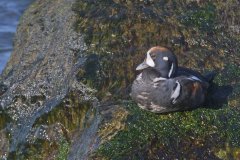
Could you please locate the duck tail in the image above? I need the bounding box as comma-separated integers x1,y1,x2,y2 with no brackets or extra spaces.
204,71,217,83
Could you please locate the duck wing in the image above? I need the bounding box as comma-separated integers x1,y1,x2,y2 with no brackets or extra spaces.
177,67,216,83
177,67,206,81
170,75,209,109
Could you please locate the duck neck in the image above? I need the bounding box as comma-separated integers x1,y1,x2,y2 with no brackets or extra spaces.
142,68,161,81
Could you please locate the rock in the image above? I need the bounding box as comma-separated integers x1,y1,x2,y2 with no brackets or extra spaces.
0,82,7,96
0,0,98,158
0,129,9,159
0,0,240,159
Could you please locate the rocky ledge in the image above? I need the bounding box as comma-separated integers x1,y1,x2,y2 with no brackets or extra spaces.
0,0,240,159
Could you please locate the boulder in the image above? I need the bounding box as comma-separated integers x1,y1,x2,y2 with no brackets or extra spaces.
0,0,240,159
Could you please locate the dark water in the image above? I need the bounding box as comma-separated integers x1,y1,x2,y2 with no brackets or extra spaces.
0,0,34,74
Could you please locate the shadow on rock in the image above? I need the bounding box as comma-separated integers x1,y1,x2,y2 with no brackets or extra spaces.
204,83,233,109
0,82,7,97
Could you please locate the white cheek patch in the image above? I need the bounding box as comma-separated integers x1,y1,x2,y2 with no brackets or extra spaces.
163,56,169,61
168,63,174,78
171,80,181,104
146,51,155,67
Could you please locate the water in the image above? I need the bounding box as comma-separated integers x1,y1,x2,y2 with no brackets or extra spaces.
0,0,34,74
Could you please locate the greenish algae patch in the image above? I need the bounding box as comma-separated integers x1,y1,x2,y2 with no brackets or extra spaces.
22,139,59,159
56,139,70,160
98,106,128,144
0,111,11,130
34,91,96,132
20,91,96,159
215,144,240,160
180,3,216,31
21,137,69,160
94,102,240,159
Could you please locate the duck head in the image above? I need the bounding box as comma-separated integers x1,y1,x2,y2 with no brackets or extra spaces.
136,46,178,78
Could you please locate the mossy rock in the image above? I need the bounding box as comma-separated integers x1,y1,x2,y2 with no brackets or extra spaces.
72,0,240,159
93,102,240,159
1,0,239,159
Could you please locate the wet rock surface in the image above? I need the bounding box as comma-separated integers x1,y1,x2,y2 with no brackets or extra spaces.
0,0,98,158
0,0,240,159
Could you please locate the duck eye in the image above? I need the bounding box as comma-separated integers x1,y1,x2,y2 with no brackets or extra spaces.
163,57,169,61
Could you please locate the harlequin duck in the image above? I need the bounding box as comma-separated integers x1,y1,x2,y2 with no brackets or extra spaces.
131,46,215,113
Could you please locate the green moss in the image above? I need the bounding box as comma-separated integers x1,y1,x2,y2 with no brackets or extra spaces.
20,139,59,159
18,138,70,159
214,64,240,85
22,91,96,159
95,102,240,159
0,110,11,130
57,139,70,160
98,106,128,144
180,3,216,31
215,144,240,159
34,91,95,132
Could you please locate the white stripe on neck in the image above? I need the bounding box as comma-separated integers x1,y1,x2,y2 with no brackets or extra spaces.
168,63,174,78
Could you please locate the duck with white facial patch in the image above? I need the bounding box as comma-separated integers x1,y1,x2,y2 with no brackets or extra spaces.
131,46,215,113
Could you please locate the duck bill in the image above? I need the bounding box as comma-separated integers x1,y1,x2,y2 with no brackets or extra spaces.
136,61,149,70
